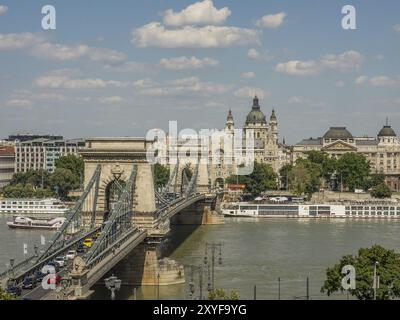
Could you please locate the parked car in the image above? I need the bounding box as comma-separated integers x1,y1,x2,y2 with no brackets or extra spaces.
6,285,22,297
65,250,76,260
83,238,94,248
54,256,65,268
35,271,46,283
22,276,37,290
76,244,86,253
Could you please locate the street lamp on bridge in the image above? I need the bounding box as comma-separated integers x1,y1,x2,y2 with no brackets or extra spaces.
104,274,122,300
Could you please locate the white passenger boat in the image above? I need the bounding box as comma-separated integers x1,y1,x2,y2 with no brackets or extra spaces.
6,216,66,230
222,201,400,219
0,198,69,215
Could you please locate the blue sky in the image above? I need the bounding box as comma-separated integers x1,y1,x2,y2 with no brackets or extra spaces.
0,0,399,144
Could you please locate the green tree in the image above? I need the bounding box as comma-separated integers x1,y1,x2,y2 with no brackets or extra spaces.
289,162,312,197
208,289,240,300
55,155,84,187
321,245,400,300
279,164,293,190
370,183,392,199
226,162,277,197
365,174,386,191
154,164,170,189
306,150,337,184
0,288,18,300
10,169,51,189
49,168,79,199
336,153,371,192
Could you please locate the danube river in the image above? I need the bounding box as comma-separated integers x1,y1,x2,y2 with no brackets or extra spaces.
2,215,400,300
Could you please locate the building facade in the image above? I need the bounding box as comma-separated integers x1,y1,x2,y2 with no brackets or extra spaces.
0,146,15,189
293,125,400,191
209,96,285,186
15,138,85,173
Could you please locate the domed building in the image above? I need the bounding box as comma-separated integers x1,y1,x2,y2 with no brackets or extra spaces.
293,120,400,191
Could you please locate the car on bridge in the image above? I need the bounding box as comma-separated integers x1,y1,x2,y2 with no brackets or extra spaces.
22,276,37,290
65,250,76,260
83,238,94,248
35,271,46,283
6,286,22,297
55,256,65,268
76,244,86,253
44,261,60,273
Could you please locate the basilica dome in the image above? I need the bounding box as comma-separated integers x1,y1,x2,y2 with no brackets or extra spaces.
245,96,267,125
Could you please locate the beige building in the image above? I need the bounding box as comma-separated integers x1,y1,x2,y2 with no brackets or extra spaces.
209,96,284,186
0,146,15,189
293,124,400,191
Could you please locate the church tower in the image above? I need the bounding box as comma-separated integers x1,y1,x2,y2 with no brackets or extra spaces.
270,108,278,144
225,109,234,134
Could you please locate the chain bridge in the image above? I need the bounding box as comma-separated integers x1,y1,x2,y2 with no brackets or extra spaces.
0,138,223,300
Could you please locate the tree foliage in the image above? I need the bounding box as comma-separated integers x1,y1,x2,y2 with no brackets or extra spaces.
55,154,84,185
226,162,277,197
370,183,392,199
208,288,240,300
336,153,371,192
50,168,79,199
154,164,170,189
0,288,18,300
321,245,400,300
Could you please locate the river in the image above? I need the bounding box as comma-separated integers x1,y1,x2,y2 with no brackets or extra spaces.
2,215,400,300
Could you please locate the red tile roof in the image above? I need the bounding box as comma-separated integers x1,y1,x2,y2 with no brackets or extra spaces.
0,146,15,155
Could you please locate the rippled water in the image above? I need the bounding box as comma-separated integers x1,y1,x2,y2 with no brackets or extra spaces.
2,215,400,300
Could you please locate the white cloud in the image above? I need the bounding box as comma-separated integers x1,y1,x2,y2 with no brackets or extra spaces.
288,96,325,107
159,56,219,70
132,22,260,48
276,50,364,76
276,60,321,76
247,48,274,61
234,87,267,99
393,24,400,33
241,72,256,78
31,42,126,62
103,61,149,73
5,99,33,107
256,12,287,29
136,76,231,97
369,76,400,87
0,5,8,15
355,75,368,85
320,50,364,72
33,75,130,90
0,32,44,50
163,0,231,27
98,96,123,104
355,75,400,87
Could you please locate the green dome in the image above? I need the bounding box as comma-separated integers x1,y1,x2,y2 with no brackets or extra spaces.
245,96,266,125
378,125,396,137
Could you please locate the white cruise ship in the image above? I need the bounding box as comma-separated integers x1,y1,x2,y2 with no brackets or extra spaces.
222,201,400,219
0,198,69,215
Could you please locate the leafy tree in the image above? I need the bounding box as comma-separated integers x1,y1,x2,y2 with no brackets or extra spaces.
321,245,400,300
336,153,371,192
208,289,240,300
10,169,51,189
0,288,18,300
279,164,293,190
225,162,277,197
370,183,392,199
3,183,54,198
154,164,170,189
55,155,84,187
364,174,386,191
289,162,311,197
306,150,337,183
49,168,79,199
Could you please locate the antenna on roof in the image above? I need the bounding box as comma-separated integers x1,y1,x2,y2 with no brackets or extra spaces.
386,117,389,126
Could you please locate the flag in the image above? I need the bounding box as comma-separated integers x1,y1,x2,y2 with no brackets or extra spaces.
23,243,28,255
41,235,46,245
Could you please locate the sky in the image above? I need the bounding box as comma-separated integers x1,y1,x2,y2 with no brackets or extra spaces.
0,0,399,144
